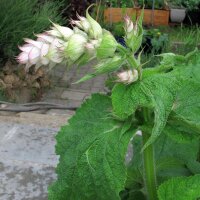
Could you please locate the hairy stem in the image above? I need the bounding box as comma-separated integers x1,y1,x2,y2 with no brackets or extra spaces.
142,131,158,200
117,44,138,69
126,55,138,69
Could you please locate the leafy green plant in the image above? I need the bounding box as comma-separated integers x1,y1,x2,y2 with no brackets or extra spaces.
105,0,134,8
167,0,185,8
168,0,200,10
161,26,200,55
138,0,167,9
182,0,200,11
142,29,168,54
0,0,64,65
18,6,200,200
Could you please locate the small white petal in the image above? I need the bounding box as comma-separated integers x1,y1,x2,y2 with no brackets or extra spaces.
24,39,43,49
19,44,33,53
40,43,49,57
17,52,29,64
36,33,55,43
28,47,40,64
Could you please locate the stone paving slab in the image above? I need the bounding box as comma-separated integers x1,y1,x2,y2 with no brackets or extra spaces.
0,160,56,200
0,112,71,128
61,89,90,101
0,122,58,200
0,123,58,165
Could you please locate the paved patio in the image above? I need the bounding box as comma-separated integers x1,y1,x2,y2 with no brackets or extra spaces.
0,61,108,200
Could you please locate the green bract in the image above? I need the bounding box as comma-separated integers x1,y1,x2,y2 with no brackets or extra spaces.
96,30,118,59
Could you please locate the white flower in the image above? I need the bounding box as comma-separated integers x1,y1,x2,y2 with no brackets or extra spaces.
117,69,138,84
17,33,63,71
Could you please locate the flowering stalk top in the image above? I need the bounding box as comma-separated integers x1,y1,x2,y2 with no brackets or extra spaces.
17,5,117,71
17,5,144,85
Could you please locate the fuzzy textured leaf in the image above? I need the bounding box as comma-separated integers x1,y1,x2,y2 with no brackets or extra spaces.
112,73,179,149
171,82,200,134
158,174,200,200
48,94,134,200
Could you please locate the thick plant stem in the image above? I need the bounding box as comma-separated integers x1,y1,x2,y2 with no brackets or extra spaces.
142,131,158,200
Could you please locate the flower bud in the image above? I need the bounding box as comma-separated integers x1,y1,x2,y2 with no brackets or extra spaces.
124,16,143,53
64,34,87,61
124,16,138,39
86,5,102,39
71,14,91,33
117,69,138,84
36,33,55,43
49,23,74,40
73,27,88,38
96,30,117,59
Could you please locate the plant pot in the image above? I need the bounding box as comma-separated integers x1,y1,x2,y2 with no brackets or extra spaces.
137,9,169,26
170,8,186,23
104,8,138,23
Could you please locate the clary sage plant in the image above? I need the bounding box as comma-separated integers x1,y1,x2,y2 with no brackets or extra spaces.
18,5,200,200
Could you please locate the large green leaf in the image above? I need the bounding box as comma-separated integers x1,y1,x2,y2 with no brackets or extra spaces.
48,94,134,200
158,174,200,200
112,73,179,149
163,125,200,144
171,82,200,134
155,133,199,180
126,132,199,194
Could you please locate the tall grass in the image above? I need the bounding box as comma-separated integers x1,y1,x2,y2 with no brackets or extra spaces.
0,0,64,64
160,26,200,54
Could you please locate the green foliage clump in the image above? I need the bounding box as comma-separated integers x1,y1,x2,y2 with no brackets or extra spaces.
0,0,64,64
143,29,169,54
158,175,200,200
168,0,200,10
138,0,166,9
105,0,134,8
